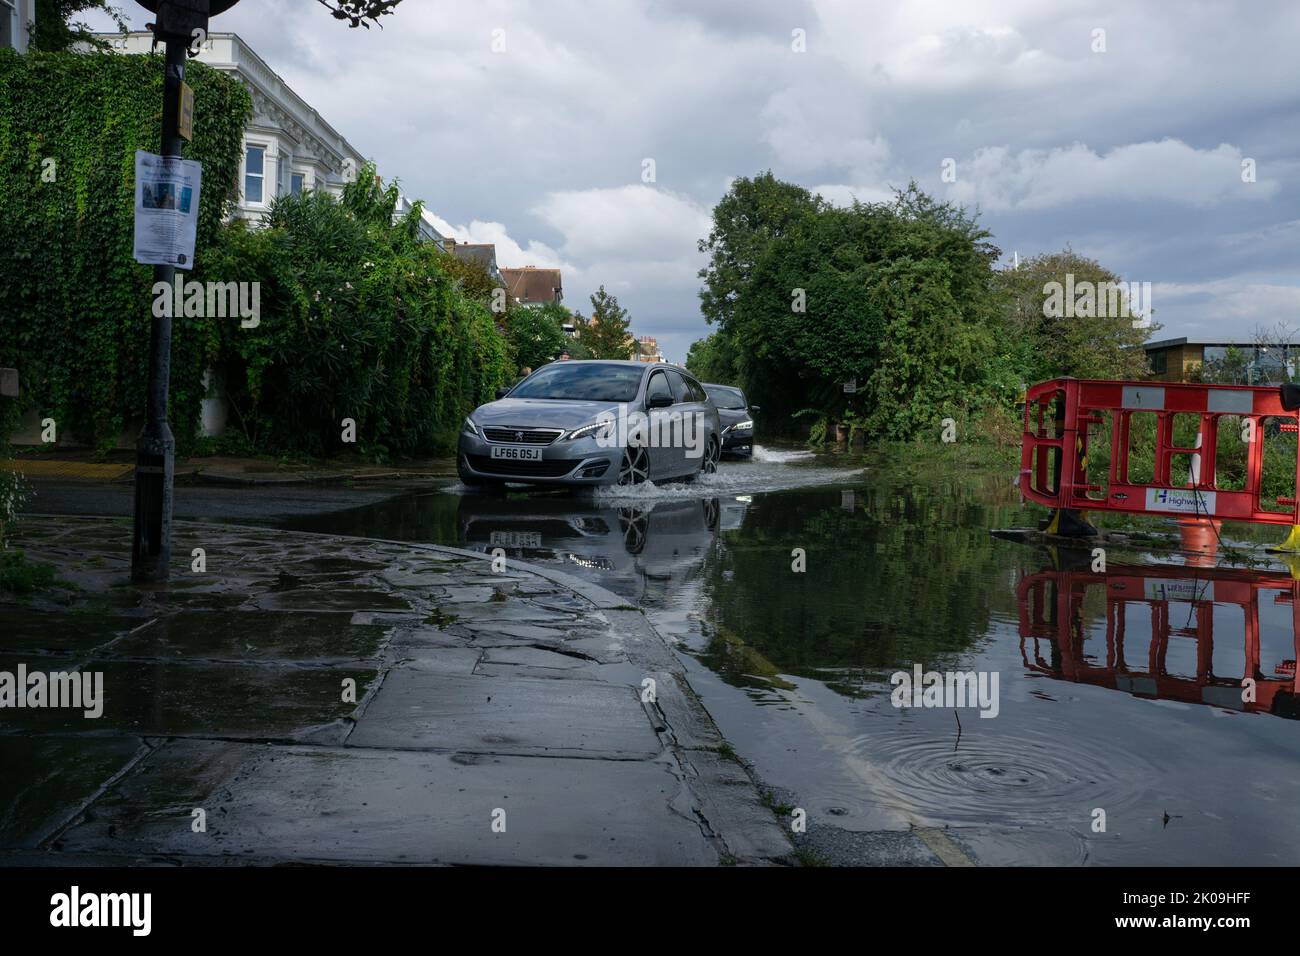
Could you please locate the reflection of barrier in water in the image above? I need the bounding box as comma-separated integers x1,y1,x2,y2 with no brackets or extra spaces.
1016,563,1300,718
1020,378,1300,549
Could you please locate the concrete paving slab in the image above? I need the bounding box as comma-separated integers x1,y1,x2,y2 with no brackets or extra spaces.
392,648,483,675
0,736,145,849
349,671,662,758
0,658,377,740
688,751,796,862
57,739,717,866
0,612,141,656
481,647,592,670
109,611,387,663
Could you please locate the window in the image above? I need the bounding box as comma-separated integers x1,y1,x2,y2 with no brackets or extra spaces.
244,145,266,203
666,370,689,404
647,372,672,405
1,1,14,51
685,376,709,403
1149,350,1168,375
290,173,305,197
509,363,645,403
704,385,746,409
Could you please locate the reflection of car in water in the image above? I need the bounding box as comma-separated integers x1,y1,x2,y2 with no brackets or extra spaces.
1016,562,1300,718
456,492,730,605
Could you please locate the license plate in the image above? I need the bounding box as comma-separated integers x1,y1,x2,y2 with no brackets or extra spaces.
490,531,542,549
490,445,543,461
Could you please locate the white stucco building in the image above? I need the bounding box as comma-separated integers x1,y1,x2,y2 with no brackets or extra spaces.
1,0,35,53
101,32,368,222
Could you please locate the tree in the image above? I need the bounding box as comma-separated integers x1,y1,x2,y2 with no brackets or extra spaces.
685,330,739,385
697,171,826,331
316,0,404,28
583,286,634,359
713,179,1011,439
205,164,512,459
32,1,128,52
433,248,502,310
32,0,406,53
507,301,570,372
996,249,1157,381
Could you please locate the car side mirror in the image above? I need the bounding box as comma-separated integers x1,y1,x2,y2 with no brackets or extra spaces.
750,405,761,414
647,394,673,409
496,387,511,400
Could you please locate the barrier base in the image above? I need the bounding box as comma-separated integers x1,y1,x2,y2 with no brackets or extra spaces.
1040,508,1098,537
1269,525,1300,554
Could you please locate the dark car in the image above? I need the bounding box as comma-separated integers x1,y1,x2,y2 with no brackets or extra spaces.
703,383,757,458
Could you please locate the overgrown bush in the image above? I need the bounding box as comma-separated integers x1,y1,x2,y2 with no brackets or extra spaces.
205,170,513,458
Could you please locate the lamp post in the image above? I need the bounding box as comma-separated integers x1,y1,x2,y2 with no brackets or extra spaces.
130,0,239,583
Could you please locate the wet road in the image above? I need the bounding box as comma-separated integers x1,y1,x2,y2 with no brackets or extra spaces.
28,445,1300,864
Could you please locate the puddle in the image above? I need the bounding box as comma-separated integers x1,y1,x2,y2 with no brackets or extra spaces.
280,442,1300,864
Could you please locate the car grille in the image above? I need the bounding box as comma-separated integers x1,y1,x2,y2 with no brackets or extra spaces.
467,455,578,478
482,427,563,445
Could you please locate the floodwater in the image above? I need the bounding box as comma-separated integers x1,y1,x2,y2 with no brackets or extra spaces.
286,444,1300,866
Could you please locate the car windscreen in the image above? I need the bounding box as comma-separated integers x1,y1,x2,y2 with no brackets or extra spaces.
704,385,746,409
510,363,645,402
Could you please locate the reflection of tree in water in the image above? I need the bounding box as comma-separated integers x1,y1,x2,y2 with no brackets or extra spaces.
696,479,1026,699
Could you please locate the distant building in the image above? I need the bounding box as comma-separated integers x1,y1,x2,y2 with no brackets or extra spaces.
101,32,368,221
446,240,505,286
1143,337,1299,384
634,335,664,363
2,0,34,53
394,193,451,249
501,267,563,306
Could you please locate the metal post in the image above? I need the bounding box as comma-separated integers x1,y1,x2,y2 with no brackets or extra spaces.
131,35,186,584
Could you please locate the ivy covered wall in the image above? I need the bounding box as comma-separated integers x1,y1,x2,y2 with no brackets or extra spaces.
0,49,251,452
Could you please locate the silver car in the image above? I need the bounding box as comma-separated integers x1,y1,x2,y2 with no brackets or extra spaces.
458,360,722,488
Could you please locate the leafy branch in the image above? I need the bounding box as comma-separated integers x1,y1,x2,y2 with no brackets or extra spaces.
315,0,404,29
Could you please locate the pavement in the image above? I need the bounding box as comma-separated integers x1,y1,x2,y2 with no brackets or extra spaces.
0,516,793,866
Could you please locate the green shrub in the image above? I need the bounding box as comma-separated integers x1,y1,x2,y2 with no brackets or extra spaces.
205,170,513,458
0,550,58,594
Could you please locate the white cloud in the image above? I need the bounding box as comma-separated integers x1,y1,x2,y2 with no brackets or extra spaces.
1154,280,1300,329
945,139,1277,210
532,185,711,263
422,212,564,270
79,0,1300,362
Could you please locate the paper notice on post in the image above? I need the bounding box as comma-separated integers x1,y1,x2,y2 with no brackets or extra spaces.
133,150,202,269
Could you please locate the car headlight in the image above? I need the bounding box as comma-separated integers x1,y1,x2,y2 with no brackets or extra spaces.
462,417,479,437
734,420,753,431
564,420,615,441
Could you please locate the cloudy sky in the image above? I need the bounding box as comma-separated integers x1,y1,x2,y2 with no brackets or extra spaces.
93,0,1299,361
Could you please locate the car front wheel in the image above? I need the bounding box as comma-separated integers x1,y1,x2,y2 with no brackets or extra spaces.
618,445,650,485
701,435,720,475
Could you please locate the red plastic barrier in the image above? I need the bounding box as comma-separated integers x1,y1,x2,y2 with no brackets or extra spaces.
1020,378,1300,526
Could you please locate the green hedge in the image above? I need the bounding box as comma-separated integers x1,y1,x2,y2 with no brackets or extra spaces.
204,171,513,459
0,49,251,452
